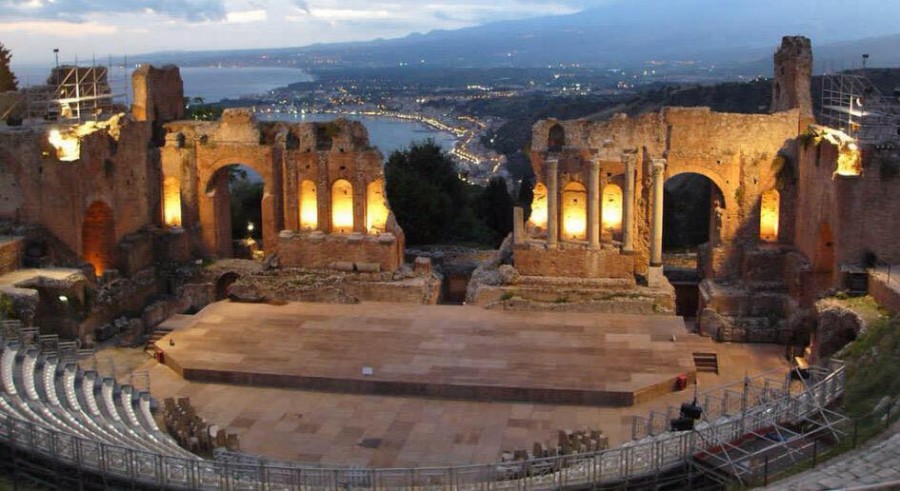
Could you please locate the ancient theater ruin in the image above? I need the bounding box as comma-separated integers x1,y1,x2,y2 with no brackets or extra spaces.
0,35,897,487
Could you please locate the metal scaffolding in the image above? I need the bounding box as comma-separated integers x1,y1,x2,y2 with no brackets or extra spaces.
14,56,129,124
819,72,900,143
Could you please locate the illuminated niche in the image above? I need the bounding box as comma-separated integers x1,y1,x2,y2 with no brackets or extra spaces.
299,180,318,230
366,179,389,233
601,184,623,233
331,179,354,233
760,189,780,242
530,182,548,229
163,176,182,227
561,181,587,240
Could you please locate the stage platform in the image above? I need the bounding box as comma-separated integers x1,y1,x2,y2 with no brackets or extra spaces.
157,301,717,407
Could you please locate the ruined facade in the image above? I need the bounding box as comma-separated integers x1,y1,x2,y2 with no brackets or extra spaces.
160,110,404,272
516,36,900,341
0,64,407,338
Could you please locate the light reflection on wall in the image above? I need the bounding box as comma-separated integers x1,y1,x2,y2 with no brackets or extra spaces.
760,189,780,242
366,179,389,233
601,184,623,233
331,179,354,233
529,182,548,229
300,180,318,230
562,181,586,240
163,177,182,227
48,129,80,161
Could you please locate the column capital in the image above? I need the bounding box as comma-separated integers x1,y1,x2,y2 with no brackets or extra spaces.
546,157,560,167
589,158,601,172
651,158,666,177
621,148,638,167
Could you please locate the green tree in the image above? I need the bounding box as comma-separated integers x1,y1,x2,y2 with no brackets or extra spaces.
517,177,534,222
477,177,514,246
385,140,493,245
385,140,464,245
184,96,222,121
0,42,18,92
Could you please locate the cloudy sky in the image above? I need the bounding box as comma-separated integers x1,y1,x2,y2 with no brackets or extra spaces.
1,0,601,65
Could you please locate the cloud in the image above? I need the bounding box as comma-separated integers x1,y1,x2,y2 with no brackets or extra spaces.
0,0,228,22
291,0,310,14
225,9,266,23
310,8,392,21
0,19,117,36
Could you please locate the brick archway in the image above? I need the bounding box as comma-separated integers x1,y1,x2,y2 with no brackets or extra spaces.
663,172,726,252
198,156,279,258
82,201,116,276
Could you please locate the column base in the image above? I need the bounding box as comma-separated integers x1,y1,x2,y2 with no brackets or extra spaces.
621,246,634,255
648,265,665,288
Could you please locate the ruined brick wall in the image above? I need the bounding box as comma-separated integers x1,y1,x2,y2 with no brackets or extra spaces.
161,114,405,270
0,237,23,275
771,36,814,127
0,117,158,274
795,141,900,291
131,64,184,123
278,233,402,272
514,248,634,279
526,107,799,279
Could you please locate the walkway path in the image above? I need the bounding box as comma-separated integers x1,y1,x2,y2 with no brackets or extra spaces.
764,422,900,490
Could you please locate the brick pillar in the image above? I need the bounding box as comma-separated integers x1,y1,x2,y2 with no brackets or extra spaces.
650,158,666,267
588,159,601,250
546,158,559,248
622,151,637,254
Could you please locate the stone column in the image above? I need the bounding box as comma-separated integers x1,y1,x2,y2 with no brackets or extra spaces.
621,151,636,254
546,158,559,248
650,158,666,267
588,159,601,250
513,206,525,244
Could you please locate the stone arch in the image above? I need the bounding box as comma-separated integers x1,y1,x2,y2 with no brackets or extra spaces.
215,272,241,301
529,182,548,229
201,164,265,258
366,179,389,234
760,189,780,242
663,172,726,251
82,201,116,276
666,166,735,212
299,179,318,231
561,181,587,241
601,183,623,233
548,124,565,153
331,179,354,233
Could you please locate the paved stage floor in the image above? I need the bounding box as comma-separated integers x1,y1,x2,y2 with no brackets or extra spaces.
157,301,717,405
118,300,789,467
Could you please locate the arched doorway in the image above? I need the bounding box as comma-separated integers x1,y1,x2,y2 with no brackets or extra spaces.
759,189,780,242
203,164,264,259
662,173,725,318
366,179,389,233
299,179,318,231
601,184,623,235
331,179,354,233
215,272,241,301
561,181,587,241
82,201,116,276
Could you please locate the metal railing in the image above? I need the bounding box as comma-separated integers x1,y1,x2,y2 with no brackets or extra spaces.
0,359,846,490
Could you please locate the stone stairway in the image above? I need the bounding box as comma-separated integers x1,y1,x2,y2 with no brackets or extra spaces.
692,352,719,374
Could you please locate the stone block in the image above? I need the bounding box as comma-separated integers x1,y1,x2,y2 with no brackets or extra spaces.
355,262,380,273
413,257,432,275
329,262,355,272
